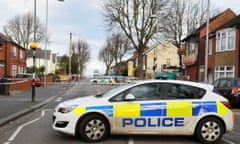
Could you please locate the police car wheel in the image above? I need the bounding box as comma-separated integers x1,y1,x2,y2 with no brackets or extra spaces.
78,115,109,143
196,117,224,144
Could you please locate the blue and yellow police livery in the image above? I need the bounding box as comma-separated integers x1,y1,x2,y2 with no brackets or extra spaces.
53,80,234,144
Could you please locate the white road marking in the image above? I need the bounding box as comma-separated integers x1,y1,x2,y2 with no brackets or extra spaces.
222,138,236,144
128,136,134,144
8,118,40,142
4,109,51,144
55,97,62,102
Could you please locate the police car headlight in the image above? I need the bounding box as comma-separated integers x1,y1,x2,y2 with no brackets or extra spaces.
58,105,78,113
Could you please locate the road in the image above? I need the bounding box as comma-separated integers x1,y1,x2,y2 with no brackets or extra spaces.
0,82,239,144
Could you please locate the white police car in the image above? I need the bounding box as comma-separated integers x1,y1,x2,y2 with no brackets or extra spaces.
53,80,234,144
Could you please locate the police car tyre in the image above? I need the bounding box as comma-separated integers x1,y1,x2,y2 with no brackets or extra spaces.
78,114,109,143
195,117,224,144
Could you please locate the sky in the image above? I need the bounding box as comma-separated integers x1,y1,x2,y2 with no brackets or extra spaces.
0,0,239,76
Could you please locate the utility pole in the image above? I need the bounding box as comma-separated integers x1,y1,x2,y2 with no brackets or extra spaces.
204,0,210,83
44,0,49,87
69,32,72,78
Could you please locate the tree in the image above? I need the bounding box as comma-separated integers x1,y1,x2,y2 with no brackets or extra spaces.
59,55,69,74
102,0,168,79
73,39,91,79
109,32,131,74
99,42,114,75
160,0,218,66
3,12,46,49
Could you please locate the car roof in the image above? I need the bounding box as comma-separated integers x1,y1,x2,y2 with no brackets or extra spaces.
133,80,213,90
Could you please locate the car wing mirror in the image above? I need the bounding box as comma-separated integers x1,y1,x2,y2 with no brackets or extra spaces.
124,93,136,101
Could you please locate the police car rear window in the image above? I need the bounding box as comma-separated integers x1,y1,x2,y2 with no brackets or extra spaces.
166,84,206,99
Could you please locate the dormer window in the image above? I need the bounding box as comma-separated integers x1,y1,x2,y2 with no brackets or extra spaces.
216,28,235,52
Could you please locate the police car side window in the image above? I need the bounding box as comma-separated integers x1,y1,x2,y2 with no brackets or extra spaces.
110,83,164,101
167,84,205,99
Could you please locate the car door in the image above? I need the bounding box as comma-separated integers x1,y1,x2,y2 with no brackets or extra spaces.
161,83,206,135
110,83,167,134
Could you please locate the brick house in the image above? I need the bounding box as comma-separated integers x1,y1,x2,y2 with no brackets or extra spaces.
207,15,240,82
181,9,236,82
0,33,26,78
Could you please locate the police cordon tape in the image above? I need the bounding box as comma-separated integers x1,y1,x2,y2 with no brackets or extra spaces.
0,78,29,85
41,82,126,86
0,79,126,86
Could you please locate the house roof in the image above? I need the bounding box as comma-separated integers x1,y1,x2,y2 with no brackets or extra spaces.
0,32,26,50
0,33,12,42
143,42,177,55
182,8,236,41
217,14,240,29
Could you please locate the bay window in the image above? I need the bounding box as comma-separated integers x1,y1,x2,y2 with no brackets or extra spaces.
215,66,234,80
216,28,235,52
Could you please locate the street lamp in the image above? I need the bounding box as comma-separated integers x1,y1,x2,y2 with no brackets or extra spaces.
69,32,72,78
32,0,64,101
204,0,210,83
44,0,65,86
44,0,49,87
150,12,159,78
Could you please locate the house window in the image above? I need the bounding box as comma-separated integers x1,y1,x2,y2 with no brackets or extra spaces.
12,46,17,57
214,66,234,80
189,43,196,54
18,66,24,74
216,28,235,52
20,50,23,59
12,65,17,77
208,39,212,55
166,58,171,65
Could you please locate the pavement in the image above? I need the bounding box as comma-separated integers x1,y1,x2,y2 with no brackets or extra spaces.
0,83,73,126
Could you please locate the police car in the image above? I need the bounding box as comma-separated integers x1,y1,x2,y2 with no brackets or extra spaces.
53,80,234,144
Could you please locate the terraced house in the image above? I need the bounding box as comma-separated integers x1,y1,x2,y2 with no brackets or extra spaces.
208,14,240,82
181,8,236,82
0,33,26,78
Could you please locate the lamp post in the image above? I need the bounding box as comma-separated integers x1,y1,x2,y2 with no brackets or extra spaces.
44,0,49,87
150,11,158,78
204,0,210,82
44,0,65,86
32,0,64,101
69,32,72,78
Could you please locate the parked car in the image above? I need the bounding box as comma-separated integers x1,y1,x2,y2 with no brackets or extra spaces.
16,73,41,87
155,72,176,80
213,77,240,106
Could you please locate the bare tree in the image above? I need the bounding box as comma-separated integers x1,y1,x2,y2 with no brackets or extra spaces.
73,39,91,79
3,12,46,49
160,0,218,66
109,32,131,74
102,0,168,78
99,42,114,75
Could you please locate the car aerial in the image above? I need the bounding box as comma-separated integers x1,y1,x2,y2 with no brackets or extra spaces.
16,73,41,87
53,80,234,144
213,77,240,107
